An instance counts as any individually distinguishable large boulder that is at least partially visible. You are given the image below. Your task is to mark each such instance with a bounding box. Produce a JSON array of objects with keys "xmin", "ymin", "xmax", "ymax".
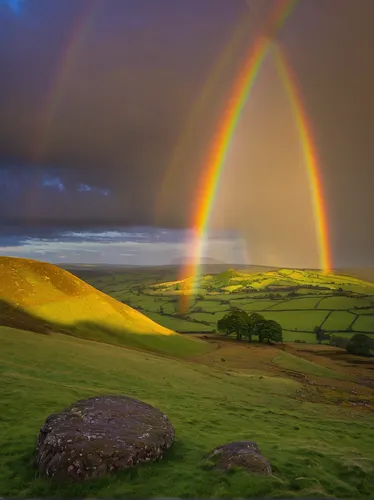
[
  {"xmin": 36, "ymin": 395, "xmax": 175, "ymax": 481},
  {"xmin": 205, "ymin": 441, "xmax": 272, "ymax": 475}
]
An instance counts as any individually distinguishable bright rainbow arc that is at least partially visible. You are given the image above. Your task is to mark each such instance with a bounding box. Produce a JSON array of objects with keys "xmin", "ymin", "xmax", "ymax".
[
  {"xmin": 178, "ymin": 0, "xmax": 329, "ymax": 313},
  {"xmin": 273, "ymin": 44, "xmax": 331, "ymax": 273},
  {"xmin": 178, "ymin": 33, "xmax": 273, "ymax": 312},
  {"xmin": 33, "ymin": 0, "xmax": 101, "ymax": 163}
]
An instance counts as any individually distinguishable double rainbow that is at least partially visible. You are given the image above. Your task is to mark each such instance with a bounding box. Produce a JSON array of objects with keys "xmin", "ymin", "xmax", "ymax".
[
  {"xmin": 179, "ymin": 0, "xmax": 331, "ymax": 312},
  {"xmin": 33, "ymin": 0, "xmax": 101, "ymax": 162}
]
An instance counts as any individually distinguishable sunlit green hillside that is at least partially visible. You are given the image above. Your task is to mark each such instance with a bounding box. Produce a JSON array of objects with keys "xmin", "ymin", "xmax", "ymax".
[
  {"xmin": 77, "ymin": 267, "xmax": 374, "ymax": 340},
  {"xmin": 165, "ymin": 268, "xmax": 374, "ymax": 295},
  {"xmin": 0, "ymin": 257, "xmax": 210, "ymax": 357}
]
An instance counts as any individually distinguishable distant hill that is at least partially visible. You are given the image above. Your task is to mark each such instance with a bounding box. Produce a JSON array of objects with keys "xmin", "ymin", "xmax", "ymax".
[
  {"xmin": 336, "ymin": 267, "xmax": 374, "ymax": 284},
  {"xmin": 58, "ymin": 263, "xmax": 140, "ymax": 275},
  {"xmin": 171, "ymin": 257, "xmax": 229, "ymax": 265},
  {"xmin": 149, "ymin": 267, "xmax": 374, "ymax": 296},
  {"xmin": 0, "ymin": 256, "xmax": 210, "ymax": 357}
]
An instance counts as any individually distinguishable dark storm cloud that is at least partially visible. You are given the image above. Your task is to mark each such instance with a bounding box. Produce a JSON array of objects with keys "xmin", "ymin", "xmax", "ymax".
[
  {"xmin": 0, "ymin": 0, "xmax": 244, "ymax": 227},
  {"xmin": 1, "ymin": 0, "xmax": 374, "ymax": 266}
]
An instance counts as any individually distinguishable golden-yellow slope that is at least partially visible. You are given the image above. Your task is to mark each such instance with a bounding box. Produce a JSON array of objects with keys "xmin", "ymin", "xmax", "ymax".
[{"xmin": 0, "ymin": 256, "xmax": 174, "ymax": 336}]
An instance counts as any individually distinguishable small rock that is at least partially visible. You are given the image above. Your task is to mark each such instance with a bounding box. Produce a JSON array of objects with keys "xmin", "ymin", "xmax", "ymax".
[{"xmin": 204, "ymin": 441, "xmax": 272, "ymax": 475}]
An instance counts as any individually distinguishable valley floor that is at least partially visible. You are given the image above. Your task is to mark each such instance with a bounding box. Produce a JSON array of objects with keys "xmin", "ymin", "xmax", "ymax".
[{"xmin": 1, "ymin": 327, "xmax": 374, "ymax": 498}]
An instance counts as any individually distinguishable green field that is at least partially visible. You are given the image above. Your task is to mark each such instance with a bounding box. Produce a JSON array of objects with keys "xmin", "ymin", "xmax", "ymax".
[
  {"xmin": 194, "ymin": 300, "xmax": 229, "ymax": 312},
  {"xmin": 146, "ymin": 312, "xmax": 214, "ymax": 332},
  {"xmin": 1, "ymin": 326, "xmax": 374, "ymax": 498},
  {"xmin": 322, "ymin": 311, "xmax": 356, "ymax": 331},
  {"xmin": 268, "ymin": 297, "xmax": 322, "ymax": 310},
  {"xmin": 317, "ymin": 296, "xmax": 373, "ymax": 310},
  {"xmin": 189, "ymin": 312, "xmax": 222, "ymax": 324},
  {"xmin": 281, "ymin": 331, "xmax": 317, "ymax": 342},
  {"xmin": 76, "ymin": 266, "xmax": 374, "ymax": 342},
  {"xmin": 354, "ymin": 315, "xmax": 374, "ymax": 332},
  {"xmin": 235, "ymin": 300, "xmax": 277, "ymax": 311},
  {"xmin": 272, "ymin": 351, "xmax": 351, "ymax": 380},
  {"xmin": 261, "ymin": 310, "xmax": 329, "ymax": 332},
  {"xmin": 356, "ymin": 308, "xmax": 374, "ymax": 315}
]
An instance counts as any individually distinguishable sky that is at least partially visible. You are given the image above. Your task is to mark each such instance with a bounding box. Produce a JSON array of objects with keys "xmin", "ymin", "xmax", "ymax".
[
  {"xmin": 1, "ymin": 0, "xmax": 374, "ymax": 268},
  {"xmin": 0, "ymin": 226, "xmax": 248, "ymax": 265}
]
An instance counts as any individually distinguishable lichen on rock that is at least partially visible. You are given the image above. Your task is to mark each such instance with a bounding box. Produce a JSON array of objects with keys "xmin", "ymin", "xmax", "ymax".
[
  {"xmin": 35, "ymin": 395, "xmax": 175, "ymax": 481},
  {"xmin": 204, "ymin": 440, "xmax": 272, "ymax": 475}
]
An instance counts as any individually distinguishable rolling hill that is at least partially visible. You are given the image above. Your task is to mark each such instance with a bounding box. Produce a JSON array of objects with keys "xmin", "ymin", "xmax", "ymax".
[
  {"xmin": 171, "ymin": 257, "xmax": 228, "ymax": 265},
  {"xmin": 0, "ymin": 256, "xmax": 210, "ymax": 356},
  {"xmin": 75, "ymin": 266, "xmax": 374, "ymax": 339},
  {"xmin": 149, "ymin": 267, "xmax": 374, "ymax": 297}
]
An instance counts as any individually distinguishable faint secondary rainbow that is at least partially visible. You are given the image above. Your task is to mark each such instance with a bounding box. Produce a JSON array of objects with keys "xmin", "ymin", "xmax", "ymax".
[
  {"xmin": 32, "ymin": 0, "xmax": 101, "ymax": 163},
  {"xmin": 155, "ymin": 7, "xmax": 255, "ymax": 224},
  {"xmin": 273, "ymin": 44, "xmax": 331, "ymax": 272},
  {"xmin": 178, "ymin": 0, "xmax": 301, "ymax": 312}
]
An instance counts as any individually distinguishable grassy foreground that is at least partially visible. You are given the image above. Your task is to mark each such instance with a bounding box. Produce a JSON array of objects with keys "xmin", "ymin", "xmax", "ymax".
[{"xmin": 1, "ymin": 326, "xmax": 374, "ymax": 498}]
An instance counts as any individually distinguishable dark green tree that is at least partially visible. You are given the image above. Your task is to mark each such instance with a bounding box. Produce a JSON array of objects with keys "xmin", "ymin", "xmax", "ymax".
[
  {"xmin": 247, "ymin": 312, "xmax": 267, "ymax": 341},
  {"xmin": 346, "ymin": 333, "xmax": 374, "ymax": 357},
  {"xmin": 314, "ymin": 325, "xmax": 324, "ymax": 343},
  {"xmin": 217, "ymin": 309, "xmax": 250, "ymax": 341},
  {"xmin": 258, "ymin": 319, "xmax": 283, "ymax": 344}
]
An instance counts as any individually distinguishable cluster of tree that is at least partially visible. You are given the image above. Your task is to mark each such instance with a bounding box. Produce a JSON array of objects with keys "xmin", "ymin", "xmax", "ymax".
[
  {"xmin": 217, "ymin": 309, "xmax": 283, "ymax": 344},
  {"xmin": 330, "ymin": 333, "xmax": 374, "ymax": 356},
  {"xmin": 313, "ymin": 326, "xmax": 330, "ymax": 343},
  {"xmin": 332, "ymin": 289, "xmax": 349, "ymax": 296},
  {"xmin": 346, "ymin": 333, "xmax": 374, "ymax": 357},
  {"xmin": 329, "ymin": 334, "xmax": 350, "ymax": 350}
]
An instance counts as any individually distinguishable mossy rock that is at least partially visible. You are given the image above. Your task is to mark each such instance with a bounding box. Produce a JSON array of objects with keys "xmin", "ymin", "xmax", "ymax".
[
  {"xmin": 204, "ymin": 441, "xmax": 272, "ymax": 475},
  {"xmin": 36, "ymin": 395, "xmax": 175, "ymax": 481}
]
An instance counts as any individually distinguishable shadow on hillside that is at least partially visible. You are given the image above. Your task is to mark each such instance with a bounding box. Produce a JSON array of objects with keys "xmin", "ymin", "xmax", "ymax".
[
  {"xmin": 0, "ymin": 298, "xmax": 59, "ymax": 335},
  {"xmin": 296, "ymin": 347, "xmax": 374, "ymax": 368},
  {"xmin": 0, "ymin": 298, "xmax": 209, "ymax": 357}
]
